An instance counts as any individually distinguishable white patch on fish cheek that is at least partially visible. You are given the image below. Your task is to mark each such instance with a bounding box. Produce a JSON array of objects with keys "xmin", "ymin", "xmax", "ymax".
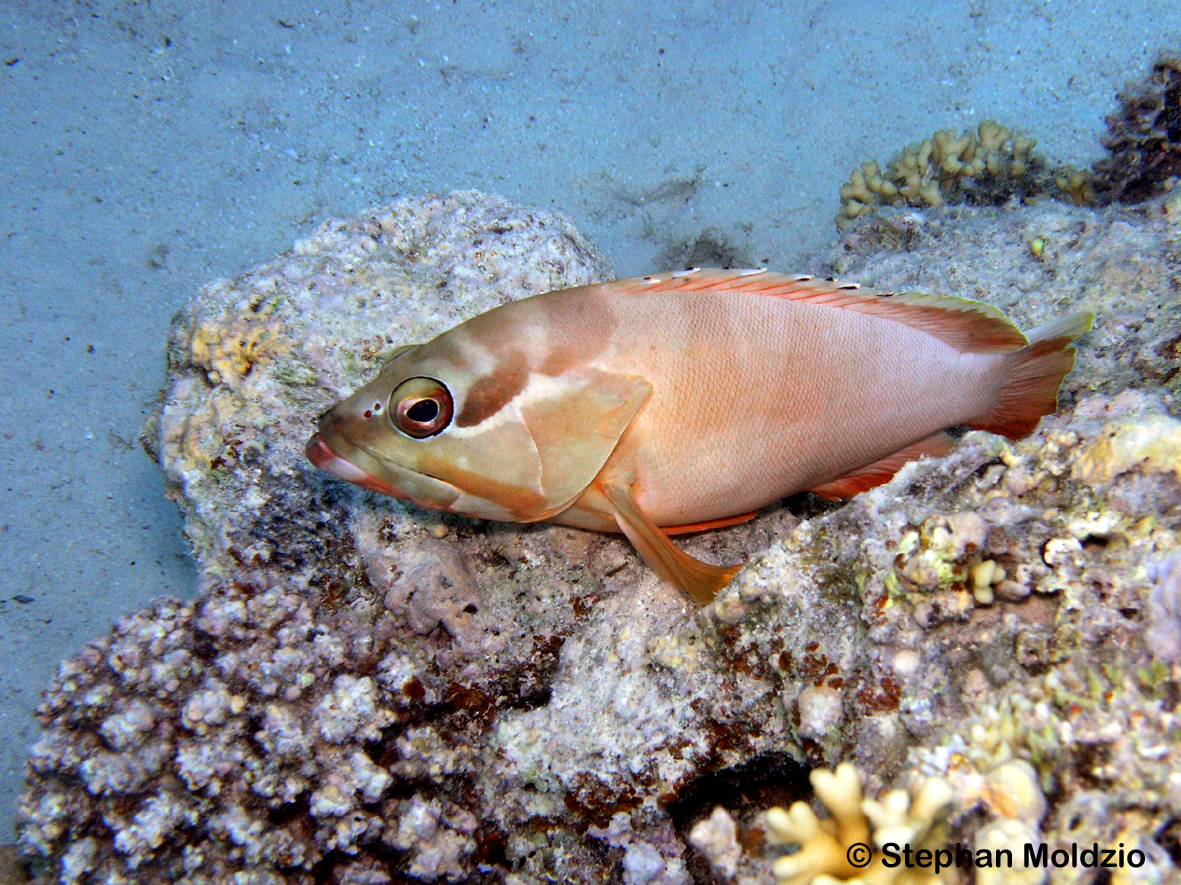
[
  {"xmin": 453, "ymin": 330, "xmax": 497, "ymax": 370},
  {"xmin": 443, "ymin": 400, "xmax": 524, "ymax": 440},
  {"xmin": 445, "ymin": 321, "xmax": 549, "ymax": 421},
  {"xmin": 521, "ymin": 319, "xmax": 549, "ymax": 366},
  {"xmin": 443, "ymin": 373, "xmax": 585, "ymax": 443},
  {"xmin": 515, "ymin": 372, "xmax": 609, "ymax": 414}
]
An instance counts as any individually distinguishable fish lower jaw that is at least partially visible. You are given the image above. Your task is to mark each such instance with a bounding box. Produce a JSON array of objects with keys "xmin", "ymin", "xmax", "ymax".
[{"xmin": 305, "ymin": 434, "xmax": 409, "ymax": 500}]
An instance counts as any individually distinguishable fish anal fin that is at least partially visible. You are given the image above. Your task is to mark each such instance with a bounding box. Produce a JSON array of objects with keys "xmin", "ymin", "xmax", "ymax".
[
  {"xmin": 597, "ymin": 476, "xmax": 741, "ymax": 604},
  {"xmin": 664, "ymin": 511, "xmax": 758, "ymax": 536},
  {"xmin": 808, "ymin": 431, "xmax": 957, "ymax": 501},
  {"xmin": 601, "ymin": 269, "xmax": 1027, "ymax": 353},
  {"xmin": 970, "ymin": 312, "xmax": 1093, "ymax": 439}
]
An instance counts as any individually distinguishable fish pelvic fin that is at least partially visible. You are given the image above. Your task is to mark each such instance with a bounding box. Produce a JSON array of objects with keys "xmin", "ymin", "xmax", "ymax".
[
  {"xmin": 808, "ymin": 431, "xmax": 957, "ymax": 500},
  {"xmin": 597, "ymin": 476, "xmax": 741, "ymax": 605},
  {"xmin": 971, "ymin": 312, "xmax": 1094, "ymax": 439}
]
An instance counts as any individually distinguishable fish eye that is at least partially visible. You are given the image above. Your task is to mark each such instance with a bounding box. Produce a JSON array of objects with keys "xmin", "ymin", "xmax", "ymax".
[
  {"xmin": 406, "ymin": 399, "xmax": 438, "ymax": 422},
  {"xmin": 390, "ymin": 377, "xmax": 453, "ymax": 439}
]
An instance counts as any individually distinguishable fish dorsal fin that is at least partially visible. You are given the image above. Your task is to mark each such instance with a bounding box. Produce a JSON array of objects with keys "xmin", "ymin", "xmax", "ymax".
[
  {"xmin": 602, "ymin": 268, "xmax": 1027, "ymax": 354},
  {"xmin": 808, "ymin": 431, "xmax": 957, "ymax": 501}
]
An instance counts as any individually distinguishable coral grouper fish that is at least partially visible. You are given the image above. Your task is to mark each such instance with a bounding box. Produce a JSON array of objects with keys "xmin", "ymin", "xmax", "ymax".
[{"xmin": 307, "ymin": 268, "xmax": 1091, "ymax": 604}]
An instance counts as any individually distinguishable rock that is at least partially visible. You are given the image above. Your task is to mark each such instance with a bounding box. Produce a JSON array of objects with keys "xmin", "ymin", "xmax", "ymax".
[{"xmin": 16, "ymin": 191, "xmax": 1181, "ymax": 883}]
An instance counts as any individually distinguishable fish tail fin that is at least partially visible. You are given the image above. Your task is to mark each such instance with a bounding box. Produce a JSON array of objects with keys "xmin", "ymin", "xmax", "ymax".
[{"xmin": 970, "ymin": 312, "xmax": 1094, "ymax": 439}]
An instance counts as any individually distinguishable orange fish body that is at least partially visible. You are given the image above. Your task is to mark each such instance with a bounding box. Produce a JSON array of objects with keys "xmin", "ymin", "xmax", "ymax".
[{"xmin": 308, "ymin": 269, "xmax": 1091, "ymax": 603}]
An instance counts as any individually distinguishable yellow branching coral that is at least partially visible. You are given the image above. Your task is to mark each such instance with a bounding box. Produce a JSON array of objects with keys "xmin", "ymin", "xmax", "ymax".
[
  {"xmin": 837, "ymin": 120, "xmax": 1042, "ymax": 230},
  {"xmin": 1053, "ymin": 166, "xmax": 1099, "ymax": 206},
  {"xmin": 764, "ymin": 762, "xmax": 957, "ymax": 885}
]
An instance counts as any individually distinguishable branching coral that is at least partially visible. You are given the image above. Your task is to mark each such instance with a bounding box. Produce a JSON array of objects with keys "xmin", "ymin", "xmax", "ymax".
[
  {"xmin": 762, "ymin": 763, "xmax": 956, "ymax": 885},
  {"xmin": 689, "ymin": 760, "xmax": 1053, "ymax": 885},
  {"xmin": 837, "ymin": 121, "xmax": 1042, "ymax": 229},
  {"xmin": 838, "ymin": 52, "xmax": 1181, "ymax": 230}
]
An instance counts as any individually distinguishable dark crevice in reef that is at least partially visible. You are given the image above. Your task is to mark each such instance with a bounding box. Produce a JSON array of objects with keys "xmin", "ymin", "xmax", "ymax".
[
  {"xmin": 670, "ymin": 751, "xmax": 813, "ymax": 884},
  {"xmin": 667, "ymin": 750, "xmax": 811, "ymax": 835},
  {"xmin": 658, "ymin": 229, "xmax": 755, "ymax": 272}
]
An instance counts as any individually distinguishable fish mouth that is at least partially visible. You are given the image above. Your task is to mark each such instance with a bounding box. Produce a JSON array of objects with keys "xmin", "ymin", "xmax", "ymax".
[
  {"xmin": 305, "ymin": 427, "xmax": 462, "ymax": 511},
  {"xmin": 306, "ymin": 434, "xmax": 409, "ymax": 500}
]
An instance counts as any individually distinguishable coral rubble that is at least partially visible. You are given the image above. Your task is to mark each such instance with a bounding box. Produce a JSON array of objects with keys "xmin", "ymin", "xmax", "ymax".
[{"xmin": 16, "ymin": 189, "xmax": 1181, "ymax": 883}]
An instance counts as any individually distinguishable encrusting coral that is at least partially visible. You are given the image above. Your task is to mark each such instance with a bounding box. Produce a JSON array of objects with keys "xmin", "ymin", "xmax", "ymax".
[{"xmin": 14, "ymin": 186, "xmax": 1181, "ymax": 884}]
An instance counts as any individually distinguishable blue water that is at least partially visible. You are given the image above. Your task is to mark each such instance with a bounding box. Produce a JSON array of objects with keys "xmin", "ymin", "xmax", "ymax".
[{"xmin": 0, "ymin": 0, "xmax": 1177, "ymax": 836}]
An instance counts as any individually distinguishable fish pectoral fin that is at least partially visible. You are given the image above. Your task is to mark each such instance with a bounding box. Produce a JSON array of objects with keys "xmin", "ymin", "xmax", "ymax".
[
  {"xmin": 597, "ymin": 476, "xmax": 741, "ymax": 605},
  {"xmin": 808, "ymin": 431, "xmax": 957, "ymax": 501},
  {"xmin": 519, "ymin": 368, "xmax": 652, "ymax": 517}
]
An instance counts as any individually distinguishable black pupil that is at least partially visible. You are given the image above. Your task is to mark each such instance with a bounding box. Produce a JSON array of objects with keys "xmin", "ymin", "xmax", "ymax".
[{"xmin": 406, "ymin": 398, "xmax": 439, "ymax": 423}]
